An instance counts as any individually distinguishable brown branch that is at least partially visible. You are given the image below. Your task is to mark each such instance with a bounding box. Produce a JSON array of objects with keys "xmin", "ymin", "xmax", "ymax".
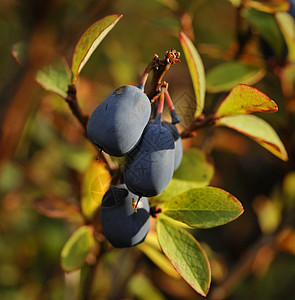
[
  {"xmin": 146, "ymin": 49, "xmax": 180, "ymax": 101},
  {"xmin": 180, "ymin": 114, "xmax": 216, "ymax": 139},
  {"xmin": 66, "ymin": 84, "xmax": 89, "ymax": 133}
]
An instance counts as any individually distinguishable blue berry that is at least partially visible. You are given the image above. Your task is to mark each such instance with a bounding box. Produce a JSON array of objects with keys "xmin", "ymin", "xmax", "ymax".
[
  {"xmin": 100, "ymin": 184, "xmax": 150, "ymax": 248},
  {"xmin": 124, "ymin": 118, "xmax": 175, "ymax": 197},
  {"xmin": 87, "ymin": 85, "xmax": 151, "ymax": 156}
]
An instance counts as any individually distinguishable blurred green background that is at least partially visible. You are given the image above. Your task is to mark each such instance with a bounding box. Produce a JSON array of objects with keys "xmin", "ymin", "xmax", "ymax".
[{"xmin": 1, "ymin": 0, "xmax": 295, "ymax": 299}]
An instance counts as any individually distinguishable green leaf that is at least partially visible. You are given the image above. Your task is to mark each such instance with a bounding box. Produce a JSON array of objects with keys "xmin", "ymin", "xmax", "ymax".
[
  {"xmin": 243, "ymin": 8, "xmax": 286, "ymax": 59},
  {"xmin": 152, "ymin": 149, "xmax": 214, "ymax": 206},
  {"xmin": 157, "ymin": 218, "xmax": 210, "ymax": 296},
  {"xmin": 151, "ymin": 178, "xmax": 202, "ymax": 206},
  {"xmin": 215, "ymin": 84, "xmax": 278, "ymax": 118},
  {"xmin": 253, "ymin": 196, "xmax": 281, "ymax": 234},
  {"xmin": 179, "ymin": 31, "xmax": 206, "ymax": 117},
  {"xmin": 36, "ymin": 56, "xmax": 72, "ymax": 98},
  {"xmin": 206, "ymin": 62, "xmax": 265, "ymax": 93},
  {"xmin": 137, "ymin": 232, "xmax": 180, "ymax": 279},
  {"xmin": 173, "ymin": 148, "xmax": 214, "ymax": 184},
  {"xmin": 276, "ymin": 12, "xmax": 295, "ymax": 62},
  {"xmin": 216, "ymin": 114, "xmax": 288, "ymax": 161},
  {"xmin": 283, "ymin": 171, "xmax": 295, "ymax": 207},
  {"xmin": 152, "ymin": 148, "xmax": 214, "ymax": 206},
  {"xmin": 61, "ymin": 145, "xmax": 94, "ymax": 173},
  {"xmin": 61, "ymin": 226, "xmax": 95, "ymax": 272},
  {"xmin": 163, "ymin": 187, "xmax": 243, "ymax": 228},
  {"xmin": 128, "ymin": 274, "xmax": 165, "ymax": 300},
  {"xmin": 71, "ymin": 14, "xmax": 123, "ymax": 84},
  {"xmin": 11, "ymin": 42, "xmax": 71, "ymax": 98},
  {"xmin": 81, "ymin": 160, "xmax": 111, "ymax": 220},
  {"xmin": 244, "ymin": 0, "xmax": 289, "ymax": 13}
]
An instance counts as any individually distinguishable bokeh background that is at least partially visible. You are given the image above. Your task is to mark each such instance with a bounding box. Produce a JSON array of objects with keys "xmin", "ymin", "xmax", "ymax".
[{"xmin": 1, "ymin": 0, "xmax": 295, "ymax": 299}]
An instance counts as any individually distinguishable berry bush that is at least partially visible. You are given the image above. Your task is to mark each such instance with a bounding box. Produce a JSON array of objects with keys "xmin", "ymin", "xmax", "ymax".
[{"xmin": 1, "ymin": 1, "xmax": 295, "ymax": 299}]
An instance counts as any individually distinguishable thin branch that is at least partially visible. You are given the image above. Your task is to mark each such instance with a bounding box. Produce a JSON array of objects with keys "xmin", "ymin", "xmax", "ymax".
[
  {"xmin": 180, "ymin": 114, "xmax": 216, "ymax": 139},
  {"xmin": 147, "ymin": 49, "xmax": 180, "ymax": 101},
  {"xmin": 66, "ymin": 84, "xmax": 89, "ymax": 132},
  {"xmin": 137, "ymin": 55, "xmax": 159, "ymax": 91},
  {"xmin": 65, "ymin": 84, "xmax": 118, "ymax": 172}
]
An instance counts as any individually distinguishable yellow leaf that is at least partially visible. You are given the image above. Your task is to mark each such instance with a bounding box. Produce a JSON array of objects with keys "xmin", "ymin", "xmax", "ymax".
[
  {"xmin": 276, "ymin": 12, "xmax": 295, "ymax": 62},
  {"xmin": 179, "ymin": 31, "xmax": 206, "ymax": 117},
  {"xmin": 216, "ymin": 114, "xmax": 288, "ymax": 161},
  {"xmin": 215, "ymin": 84, "xmax": 278, "ymax": 118},
  {"xmin": 244, "ymin": 0, "xmax": 289, "ymax": 13},
  {"xmin": 81, "ymin": 160, "xmax": 111, "ymax": 219}
]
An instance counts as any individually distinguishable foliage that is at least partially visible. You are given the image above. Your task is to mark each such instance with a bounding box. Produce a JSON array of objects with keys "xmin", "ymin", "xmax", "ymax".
[{"xmin": 1, "ymin": 0, "xmax": 295, "ymax": 299}]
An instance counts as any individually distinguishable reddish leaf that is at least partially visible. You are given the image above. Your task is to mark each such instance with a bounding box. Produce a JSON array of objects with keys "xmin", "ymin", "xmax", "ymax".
[
  {"xmin": 71, "ymin": 14, "xmax": 123, "ymax": 83},
  {"xmin": 216, "ymin": 114, "xmax": 288, "ymax": 161},
  {"xmin": 35, "ymin": 196, "xmax": 83, "ymax": 222},
  {"xmin": 179, "ymin": 31, "xmax": 206, "ymax": 117},
  {"xmin": 157, "ymin": 217, "xmax": 211, "ymax": 296},
  {"xmin": 215, "ymin": 84, "xmax": 278, "ymax": 118}
]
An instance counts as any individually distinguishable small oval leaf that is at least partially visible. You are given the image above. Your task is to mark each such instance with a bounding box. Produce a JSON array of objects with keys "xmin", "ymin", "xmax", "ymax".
[
  {"xmin": 163, "ymin": 187, "xmax": 244, "ymax": 228},
  {"xmin": 206, "ymin": 62, "xmax": 265, "ymax": 93},
  {"xmin": 179, "ymin": 31, "xmax": 206, "ymax": 117},
  {"xmin": 215, "ymin": 84, "xmax": 278, "ymax": 118},
  {"xmin": 36, "ymin": 56, "xmax": 72, "ymax": 98},
  {"xmin": 11, "ymin": 42, "xmax": 71, "ymax": 98},
  {"xmin": 61, "ymin": 226, "xmax": 95, "ymax": 272},
  {"xmin": 71, "ymin": 14, "xmax": 123, "ymax": 83},
  {"xmin": 216, "ymin": 114, "xmax": 288, "ymax": 161},
  {"xmin": 157, "ymin": 218, "xmax": 211, "ymax": 296},
  {"xmin": 137, "ymin": 232, "xmax": 180, "ymax": 279}
]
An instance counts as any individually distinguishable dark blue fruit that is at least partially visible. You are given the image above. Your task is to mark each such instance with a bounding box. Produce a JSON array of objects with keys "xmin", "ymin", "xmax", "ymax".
[
  {"xmin": 87, "ymin": 85, "xmax": 151, "ymax": 156},
  {"xmin": 162, "ymin": 122, "xmax": 183, "ymax": 170},
  {"xmin": 100, "ymin": 184, "xmax": 150, "ymax": 248},
  {"xmin": 124, "ymin": 118, "xmax": 175, "ymax": 197},
  {"xmin": 289, "ymin": 0, "xmax": 295, "ymax": 19}
]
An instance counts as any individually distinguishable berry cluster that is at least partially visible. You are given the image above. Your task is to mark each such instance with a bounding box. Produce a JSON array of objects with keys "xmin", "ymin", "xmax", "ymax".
[{"xmin": 87, "ymin": 71, "xmax": 182, "ymax": 248}]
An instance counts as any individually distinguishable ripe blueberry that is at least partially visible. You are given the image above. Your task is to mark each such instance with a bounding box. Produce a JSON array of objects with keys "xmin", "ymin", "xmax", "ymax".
[
  {"xmin": 87, "ymin": 85, "xmax": 151, "ymax": 156},
  {"xmin": 124, "ymin": 117, "xmax": 175, "ymax": 197},
  {"xmin": 100, "ymin": 184, "xmax": 150, "ymax": 248}
]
